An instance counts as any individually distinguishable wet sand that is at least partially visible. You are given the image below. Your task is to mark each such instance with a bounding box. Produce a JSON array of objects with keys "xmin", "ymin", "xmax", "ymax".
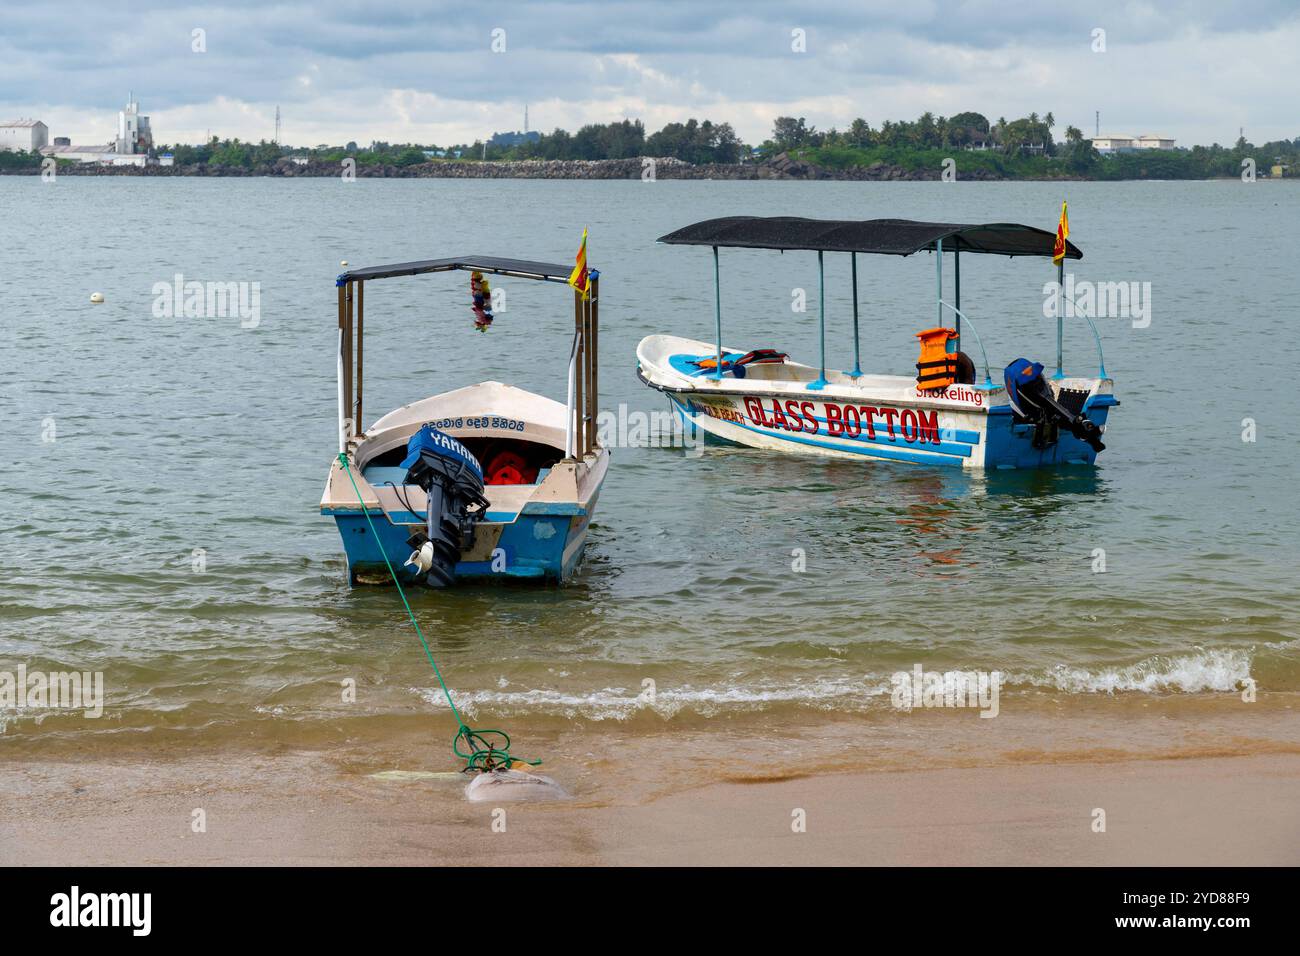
[{"xmin": 3, "ymin": 703, "xmax": 1298, "ymax": 866}]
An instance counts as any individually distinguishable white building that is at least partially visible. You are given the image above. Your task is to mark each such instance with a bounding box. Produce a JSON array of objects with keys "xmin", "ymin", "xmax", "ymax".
[
  {"xmin": 116, "ymin": 94, "xmax": 152, "ymax": 154},
  {"xmin": 0, "ymin": 119, "xmax": 49, "ymax": 152},
  {"xmin": 1134, "ymin": 134, "xmax": 1176, "ymax": 150},
  {"xmin": 40, "ymin": 94, "xmax": 158, "ymax": 166},
  {"xmin": 1090, "ymin": 134, "xmax": 1135, "ymax": 154}
]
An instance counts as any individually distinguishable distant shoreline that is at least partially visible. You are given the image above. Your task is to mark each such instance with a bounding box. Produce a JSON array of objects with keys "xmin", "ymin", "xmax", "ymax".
[
  {"xmin": 0, "ymin": 154, "xmax": 1079, "ymax": 182},
  {"xmin": 1, "ymin": 153, "xmax": 1285, "ymax": 182}
]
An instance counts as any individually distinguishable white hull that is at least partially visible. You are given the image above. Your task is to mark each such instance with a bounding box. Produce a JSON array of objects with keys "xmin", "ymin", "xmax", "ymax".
[{"xmin": 637, "ymin": 334, "xmax": 1117, "ymax": 470}]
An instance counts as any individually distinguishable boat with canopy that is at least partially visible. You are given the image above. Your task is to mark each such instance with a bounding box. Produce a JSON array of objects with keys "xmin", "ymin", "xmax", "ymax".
[
  {"xmin": 636, "ymin": 215, "xmax": 1117, "ymax": 469},
  {"xmin": 321, "ymin": 254, "xmax": 608, "ymax": 585}
]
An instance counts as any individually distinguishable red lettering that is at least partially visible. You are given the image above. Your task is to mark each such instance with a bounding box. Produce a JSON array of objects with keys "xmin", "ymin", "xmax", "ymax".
[
  {"xmin": 743, "ymin": 396, "xmax": 763, "ymax": 425},
  {"xmin": 915, "ymin": 408, "xmax": 940, "ymax": 445},
  {"xmin": 859, "ymin": 406, "xmax": 877, "ymax": 439},
  {"xmin": 879, "ymin": 407, "xmax": 899, "ymax": 438},
  {"xmin": 825, "ymin": 403, "xmax": 843, "ymax": 436},
  {"xmin": 901, "ymin": 408, "xmax": 918, "ymax": 443},
  {"xmin": 801, "ymin": 402, "xmax": 818, "ymax": 434},
  {"xmin": 784, "ymin": 400, "xmax": 804, "ymax": 432},
  {"xmin": 769, "ymin": 399, "xmax": 789, "ymax": 429},
  {"xmin": 842, "ymin": 404, "xmax": 861, "ymax": 437}
]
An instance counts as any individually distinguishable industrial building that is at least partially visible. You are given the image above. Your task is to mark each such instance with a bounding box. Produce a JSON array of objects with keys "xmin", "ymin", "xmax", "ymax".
[
  {"xmin": 0, "ymin": 119, "xmax": 49, "ymax": 152},
  {"xmin": 33, "ymin": 94, "xmax": 164, "ymax": 166}
]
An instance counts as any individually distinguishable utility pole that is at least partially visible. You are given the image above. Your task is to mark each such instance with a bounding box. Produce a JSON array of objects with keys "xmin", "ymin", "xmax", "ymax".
[
  {"xmin": 274, "ymin": 106, "xmax": 281, "ymax": 145},
  {"xmin": 524, "ymin": 104, "xmax": 529, "ymax": 135},
  {"xmin": 1095, "ymin": 111, "xmax": 1099, "ymax": 137}
]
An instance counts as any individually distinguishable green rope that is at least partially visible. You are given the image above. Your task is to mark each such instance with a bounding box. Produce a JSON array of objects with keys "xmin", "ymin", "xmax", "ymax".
[{"xmin": 336, "ymin": 452, "xmax": 539, "ymax": 772}]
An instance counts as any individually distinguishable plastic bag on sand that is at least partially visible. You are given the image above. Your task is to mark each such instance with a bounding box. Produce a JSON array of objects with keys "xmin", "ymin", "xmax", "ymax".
[{"xmin": 464, "ymin": 768, "xmax": 568, "ymax": 802}]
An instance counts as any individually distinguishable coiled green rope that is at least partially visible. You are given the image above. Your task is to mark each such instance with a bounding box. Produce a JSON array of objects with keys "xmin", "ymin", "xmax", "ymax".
[{"xmin": 337, "ymin": 453, "xmax": 539, "ymax": 772}]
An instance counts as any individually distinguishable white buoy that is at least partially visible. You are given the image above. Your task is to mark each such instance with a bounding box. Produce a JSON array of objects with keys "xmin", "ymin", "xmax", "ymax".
[
  {"xmin": 89, "ymin": 292, "xmax": 104, "ymax": 304},
  {"xmin": 465, "ymin": 768, "xmax": 568, "ymax": 802},
  {"xmin": 340, "ymin": 260, "xmax": 348, "ymax": 267}
]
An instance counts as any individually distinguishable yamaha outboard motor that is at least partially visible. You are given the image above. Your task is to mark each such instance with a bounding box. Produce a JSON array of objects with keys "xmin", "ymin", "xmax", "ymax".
[
  {"xmin": 399, "ymin": 426, "xmax": 490, "ymax": 587},
  {"xmin": 1004, "ymin": 359, "xmax": 1105, "ymax": 453}
]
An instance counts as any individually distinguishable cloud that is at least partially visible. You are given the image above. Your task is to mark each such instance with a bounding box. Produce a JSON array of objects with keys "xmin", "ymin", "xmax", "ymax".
[{"xmin": 0, "ymin": 1, "xmax": 1296, "ymax": 147}]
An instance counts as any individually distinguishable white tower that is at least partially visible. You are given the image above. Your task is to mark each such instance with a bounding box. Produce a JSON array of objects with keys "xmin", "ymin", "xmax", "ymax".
[{"xmin": 116, "ymin": 93, "xmax": 152, "ymax": 154}]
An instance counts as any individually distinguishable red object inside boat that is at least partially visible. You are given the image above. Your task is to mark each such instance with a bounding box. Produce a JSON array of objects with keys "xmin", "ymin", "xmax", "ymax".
[{"xmin": 484, "ymin": 450, "xmax": 538, "ymax": 485}]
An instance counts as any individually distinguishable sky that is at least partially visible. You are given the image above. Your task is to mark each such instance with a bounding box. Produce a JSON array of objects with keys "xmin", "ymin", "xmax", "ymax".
[{"xmin": 2, "ymin": 1, "xmax": 1297, "ymax": 149}]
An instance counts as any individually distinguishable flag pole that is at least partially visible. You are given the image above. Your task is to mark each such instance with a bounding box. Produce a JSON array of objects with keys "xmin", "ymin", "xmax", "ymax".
[
  {"xmin": 1054, "ymin": 256, "xmax": 1065, "ymax": 380},
  {"xmin": 1052, "ymin": 200, "xmax": 1068, "ymax": 380}
]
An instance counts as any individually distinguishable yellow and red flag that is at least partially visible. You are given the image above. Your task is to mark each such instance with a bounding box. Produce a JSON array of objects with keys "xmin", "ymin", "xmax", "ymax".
[
  {"xmin": 1051, "ymin": 200, "xmax": 1069, "ymax": 265},
  {"xmin": 567, "ymin": 227, "xmax": 590, "ymax": 299}
]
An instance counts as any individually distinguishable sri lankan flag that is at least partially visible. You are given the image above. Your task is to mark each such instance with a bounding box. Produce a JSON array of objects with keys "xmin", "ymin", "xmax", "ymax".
[
  {"xmin": 1051, "ymin": 201, "xmax": 1069, "ymax": 265},
  {"xmin": 567, "ymin": 227, "xmax": 590, "ymax": 299}
]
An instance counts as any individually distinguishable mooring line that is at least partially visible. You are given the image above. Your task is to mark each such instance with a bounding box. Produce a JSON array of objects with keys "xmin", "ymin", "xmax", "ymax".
[{"xmin": 337, "ymin": 453, "xmax": 539, "ymax": 771}]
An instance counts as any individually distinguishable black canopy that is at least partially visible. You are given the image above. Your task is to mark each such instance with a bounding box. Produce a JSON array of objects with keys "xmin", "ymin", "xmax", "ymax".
[
  {"xmin": 657, "ymin": 217, "xmax": 1081, "ymax": 260},
  {"xmin": 338, "ymin": 255, "xmax": 575, "ymax": 284}
]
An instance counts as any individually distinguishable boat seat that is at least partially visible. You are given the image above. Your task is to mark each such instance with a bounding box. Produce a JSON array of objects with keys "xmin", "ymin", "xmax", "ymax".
[{"xmin": 668, "ymin": 351, "xmax": 747, "ymax": 377}]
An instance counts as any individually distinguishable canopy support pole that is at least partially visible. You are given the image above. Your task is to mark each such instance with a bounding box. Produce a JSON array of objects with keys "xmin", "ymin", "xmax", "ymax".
[
  {"xmin": 564, "ymin": 327, "xmax": 578, "ymax": 459},
  {"xmin": 336, "ymin": 285, "xmax": 346, "ymax": 454},
  {"xmin": 589, "ymin": 274, "xmax": 600, "ymax": 451},
  {"xmin": 1053, "ymin": 259, "xmax": 1065, "ymax": 379},
  {"xmin": 573, "ymin": 286, "xmax": 585, "ymax": 456},
  {"xmin": 582, "ymin": 282, "xmax": 595, "ymax": 456},
  {"xmin": 935, "ymin": 242, "xmax": 943, "ymax": 327},
  {"xmin": 355, "ymin": 279, "xmax": 364, "ymax": 433},
  {"xmin": 850, "ymin": 252, "xmax": 862, "ymax": 378},
  {"xmin": 953, "ymin": 248, "xmax": 961, "ymax": 349},
  {"xmin": 809, "ymin": 250, "xmax": 829, "ymax": 390},
  {"xmin": 343, "ymin": 282, "xmax": 354, "ymax": 442},
  {"xmin": 711, "ymin": 245, "xmax": 723, "ymax": 381}
]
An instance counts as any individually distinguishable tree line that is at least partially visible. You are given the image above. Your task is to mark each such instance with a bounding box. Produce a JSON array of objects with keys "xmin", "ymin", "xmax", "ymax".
[{"xmin": 5, "ymin": 109, "xmax": 1297, "ymax": 178}]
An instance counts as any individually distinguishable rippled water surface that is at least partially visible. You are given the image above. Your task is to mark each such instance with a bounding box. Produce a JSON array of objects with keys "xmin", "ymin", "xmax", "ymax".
[{"xmin": 1, "ymin": 177, "xmax": 1297, "ymax": 746}]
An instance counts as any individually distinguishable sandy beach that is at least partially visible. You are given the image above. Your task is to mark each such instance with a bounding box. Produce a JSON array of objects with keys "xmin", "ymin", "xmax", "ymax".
[{"xmin": 5, "ymin": 701, "xmax": 1297, "ymax": 866}]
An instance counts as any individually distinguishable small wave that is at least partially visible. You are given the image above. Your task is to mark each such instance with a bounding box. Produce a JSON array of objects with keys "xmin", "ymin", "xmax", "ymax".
[
  {"xmin": 415, "ymin": 648, "xmax": 1270, "ymax": 720},
  {"xmin": 418, "ymin": 678, "xmax": 896, "ymax": 721},
  {"xmin": 1013, "ymin": 648, "xmax": 1253, "ymax": 694}
]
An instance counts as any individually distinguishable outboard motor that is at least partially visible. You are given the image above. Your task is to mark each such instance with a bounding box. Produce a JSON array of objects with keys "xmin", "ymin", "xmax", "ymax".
[
  {"xmin": 399, "ymin": 425, "xmax": 490, "ymax": 587},
  {"xmin": 1004, "ymin": 359, "xmax": 1105, "ymax": 453}
]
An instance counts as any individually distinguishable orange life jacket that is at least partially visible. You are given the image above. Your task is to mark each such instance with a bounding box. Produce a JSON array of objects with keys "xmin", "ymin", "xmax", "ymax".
[{"xmin": 915, "ymin": 327, "xmax": 958, "ymax": 388}]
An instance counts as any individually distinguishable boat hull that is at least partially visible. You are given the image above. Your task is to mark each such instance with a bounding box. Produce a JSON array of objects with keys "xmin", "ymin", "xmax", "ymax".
[
  {"xmin": 321, "ymin": 381, "xmax": 607, "ymax": 585},
  {"xmin": 329, "ymin": 500, "xmax": 596, "ymax": 584},
  {"xmin": 638, "ymin": 334, "xmax": 1117, "ymax": 470}
]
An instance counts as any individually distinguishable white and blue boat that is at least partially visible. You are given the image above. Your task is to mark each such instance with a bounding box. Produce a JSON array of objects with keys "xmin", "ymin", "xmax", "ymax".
[
  {"xmin": 321, "ymin": 256, "xmax": 608, "ymax": 585},
  {"xmin": 637, "ymin": 216, "xmax": 1117, "ymax": 469}
]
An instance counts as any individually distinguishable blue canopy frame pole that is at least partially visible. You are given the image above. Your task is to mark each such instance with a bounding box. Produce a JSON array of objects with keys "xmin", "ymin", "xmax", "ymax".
[
  {"xmin": 935, "ymin": 242, "xmax": 943, "ymax": 326},
  {"xmin": 711, "ymin": 244, "xmax": 723, "ymax": 381},
  {"xmin": 850, "ymin": 252, "xmax": 862, "ymax": 378},
  {"xmin": 1053, "ymin": 258, "xmax": 1065, "ymax": 379},
  {"xmin": 953, "ymin": 248, "xmax": 961, "ymax": 348},
  {"xmin": 809, "ymin": 250, "xmax": 829, "ymax": 390}
]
